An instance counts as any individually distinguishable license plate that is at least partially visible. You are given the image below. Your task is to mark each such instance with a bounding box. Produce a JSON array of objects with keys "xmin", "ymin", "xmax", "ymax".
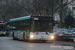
[{"xmin": 40, "ymin": 38, "xmax": 45, "ymax": 40}]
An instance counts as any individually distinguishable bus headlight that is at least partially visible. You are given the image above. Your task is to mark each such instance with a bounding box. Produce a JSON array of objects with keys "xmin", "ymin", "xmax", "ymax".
[
  {"xmin": 50, "ymin": 35, "xmax": 54, "ymax": 39},
  {"xmin": 30, "ymin": 35, "xmax": 34, "ymax": 39},
  {"xmin": 4, "ymin": 32, "xmax": 6, "ymax": 34}
]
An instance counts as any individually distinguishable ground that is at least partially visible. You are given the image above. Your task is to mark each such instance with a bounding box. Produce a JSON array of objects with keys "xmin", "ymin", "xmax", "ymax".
[{"xmin": 0, "ymin": 37, "xmax": 75, "ymax": 50}]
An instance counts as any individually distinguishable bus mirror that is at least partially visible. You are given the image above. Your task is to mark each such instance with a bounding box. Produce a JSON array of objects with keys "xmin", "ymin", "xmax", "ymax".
[{"xmin": 13, "ymin": 27, "xmax": 16, "ymax": 29}]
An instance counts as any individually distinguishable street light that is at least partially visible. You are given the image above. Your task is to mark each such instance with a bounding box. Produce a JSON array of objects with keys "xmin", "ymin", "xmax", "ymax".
[{"xmin": 52, "ymin": 0, "xmax": 53, "ymax": 17}]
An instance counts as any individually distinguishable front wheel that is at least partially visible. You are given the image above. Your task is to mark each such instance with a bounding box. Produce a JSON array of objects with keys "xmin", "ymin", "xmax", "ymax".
[
  {"xmin": 12, "ymin": 32, "xmax": 16, "ymax": 40},
  {"xmin": 23, "ymin": 32, "xmax": 28, "ymax": 42}
]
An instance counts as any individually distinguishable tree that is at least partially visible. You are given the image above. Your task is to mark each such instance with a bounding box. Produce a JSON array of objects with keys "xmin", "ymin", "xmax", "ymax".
[
  {"xmin": 0, "ymin": 0, "xmax": 74, "ymax": 22},
  {"xmin": 54, "ymin": 0, "xmax": 75, "ymax": 28},
  {"xmin": 65, "ymin": 15, "xmax": 74, "ymax": 28}
]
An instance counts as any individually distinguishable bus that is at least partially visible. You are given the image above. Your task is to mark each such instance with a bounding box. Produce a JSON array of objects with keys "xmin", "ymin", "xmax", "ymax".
[
  {"xmin": 0, "ymin": 22, "xmax": 8, "ymax": 36},
  {"xmin": 9, "ymin": 15, "xmax": 55, "ymax": 42}
]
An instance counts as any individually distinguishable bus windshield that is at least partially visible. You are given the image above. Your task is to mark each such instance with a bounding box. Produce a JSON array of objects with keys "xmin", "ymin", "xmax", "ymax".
[
  {"xmin": 34, "ymin": 17, "xmax": 53, "ymax": 32},
  {"xmin": 0, "ymin": 25, "xmax": 5, "ymax": 31}
]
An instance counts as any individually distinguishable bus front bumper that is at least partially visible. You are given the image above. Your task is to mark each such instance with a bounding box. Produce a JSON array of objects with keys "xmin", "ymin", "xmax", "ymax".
[
  {"xmin": 29, "ymin": 37, "xmax": 55, "ymax": 41},
  {"xmin": 29, "ymin": 35, "xmax": 55, "ymax": 41},
  {"xmin": 0, "ymin": 33, "xmax": 6, "ymax": 36}
]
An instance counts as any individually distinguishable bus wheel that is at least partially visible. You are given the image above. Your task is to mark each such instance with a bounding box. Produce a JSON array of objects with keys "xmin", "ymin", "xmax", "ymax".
[
  {"xmin": 23, "ymin": 32, "xmax": 28, "ymax": 42},
  {"xmin": 12, "ymin": 33, "xmax": 16, "ymax": 40}
]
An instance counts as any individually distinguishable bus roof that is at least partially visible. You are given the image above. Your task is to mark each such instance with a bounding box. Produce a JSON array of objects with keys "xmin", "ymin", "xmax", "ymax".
[
  {"xmin": 10, "ymin": 15, "xmax": 30, "ymax": 22},
  {"xmin": 32, "ymin": 15, "xmax": 53, "ymax": 17},
  {"xmin": 10, "ymin": 15, "xmax": 53, "ymax": 22}
]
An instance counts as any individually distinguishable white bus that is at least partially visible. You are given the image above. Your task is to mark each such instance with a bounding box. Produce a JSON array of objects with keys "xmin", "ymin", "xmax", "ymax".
[{"xmin": 9, "ymin": 15, "xmax": 55, "ymax": 42}]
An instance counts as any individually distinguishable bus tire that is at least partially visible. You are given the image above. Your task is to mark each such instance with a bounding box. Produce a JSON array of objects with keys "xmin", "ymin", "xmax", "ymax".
[
  {"xmin": 12, "ymin": 32, "xmax": 16, "ymax": 40},
  {"xmin": 23, "ymin": 32, "xmax": 28, "ymax": 42}
]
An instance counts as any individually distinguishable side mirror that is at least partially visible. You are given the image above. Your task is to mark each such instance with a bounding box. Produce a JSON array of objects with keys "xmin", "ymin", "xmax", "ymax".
[{"xmin": 53, "ymin": 22, "xmax": 55, "ymax": 26}]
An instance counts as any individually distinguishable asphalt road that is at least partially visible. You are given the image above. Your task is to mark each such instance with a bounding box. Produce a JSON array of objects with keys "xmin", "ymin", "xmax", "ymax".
[{"xmin": 0, "ymin": 37, "xmax": 75, "ymax": 50}]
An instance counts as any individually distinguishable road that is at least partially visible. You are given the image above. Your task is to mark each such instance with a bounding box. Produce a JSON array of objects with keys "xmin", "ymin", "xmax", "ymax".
[{"xmin": 0, "ymin": 37, "xmax": 75, "ymax": 50}]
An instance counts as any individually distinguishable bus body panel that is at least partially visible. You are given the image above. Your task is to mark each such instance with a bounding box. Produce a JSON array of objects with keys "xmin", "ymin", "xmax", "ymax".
[
  {"xmin": 11, "ymin": 31, "xmax": 54, "ymax": 41},
  {"xmin": 12, "ymin": 30, "xmax": 26, "ymax": 40}
]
